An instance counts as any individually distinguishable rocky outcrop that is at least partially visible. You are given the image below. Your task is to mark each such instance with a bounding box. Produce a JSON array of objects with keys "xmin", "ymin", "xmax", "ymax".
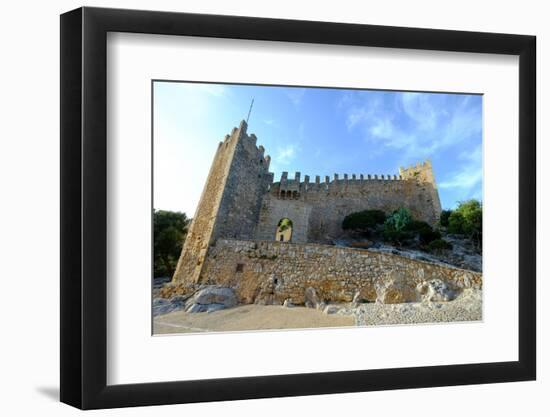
[
  {"xmin": 191, "ymin": 286, "xmax": 237, "ymax": 307},
  {"xmin": 373, "ymin": 273, "xmax": 457, "ymax": 304},
  {"xmin": 283, "ymin": 299, "xmax": 294, "ymax": 308},
  {"xmin": 417, "ymin": 279, "xmax": 455, "ymax": 302},
  {"xmin": 154, "ymin": 286, "xmax": 237, "ymax": 316},
  {"xmin": 375, "ymin": 270, "xmax": 420, "ymax": 304},
  {"xmin": 152, "ymin": 294, "xmax": 191, "ymax": 317},
  {"xmin": 184, "ymin": 286, "xmax": 237, "ymax": 314},
  {"xmin": 304, "ymin": 287, "xmax": 320, "ymax": 308}
]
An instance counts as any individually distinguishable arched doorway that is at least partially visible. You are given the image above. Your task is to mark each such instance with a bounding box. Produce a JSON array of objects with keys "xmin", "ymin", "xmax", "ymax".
[{"xmin": 275, "ymin": 218, "xmax": 293, "ymax": 242}]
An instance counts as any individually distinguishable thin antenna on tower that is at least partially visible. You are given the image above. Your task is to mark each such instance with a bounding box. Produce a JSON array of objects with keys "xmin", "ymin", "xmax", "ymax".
[{"xmin": 246, "ymin": 98, "xmax": 254, "ymax": 124}]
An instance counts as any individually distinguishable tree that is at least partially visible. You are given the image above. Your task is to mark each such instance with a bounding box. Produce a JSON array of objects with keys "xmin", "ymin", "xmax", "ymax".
[
  {"xmin": 447, "ymin": 200, "xmax": 482, "ymax": 251},
  {"xmin": 153, "ymin": 210, "xmax": 190, "ymax": 278}
]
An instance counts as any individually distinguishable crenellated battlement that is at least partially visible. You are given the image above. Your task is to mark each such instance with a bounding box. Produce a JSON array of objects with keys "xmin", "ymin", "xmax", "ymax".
[
  {"xmin": 220, "ymin": 120, "xmax": 272, "ymax": 167},
  {"xmin": 399, "ymin": 160, "xmax": 436, "ymax": 185},
  {"xmin": 272, "ymin": 170, "xmax": 414, "ymax": 199},
  {"xmin": 278, "ymin": 171, "xmax": 405, "ymax": 185}
]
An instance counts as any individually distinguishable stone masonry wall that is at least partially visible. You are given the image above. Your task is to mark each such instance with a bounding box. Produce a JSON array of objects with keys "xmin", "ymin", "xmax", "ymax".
[
  {"xmin": 255, "ymin": 197, "xmax": 311, "ymax": 243},
  {"xmin": 199, "ymin": 239, "xmax": 482, "ymax": 305},
  {"xmin": 171, "ymin": 124, "xmax": 240, "ymax": 284},
  {"xmin": 212, "ymin": 124, "xmax": 273, "ymax": 241},
  {"xmin": 172, "ymin": 121, "xmax": 271, "ymax": 284},
  {"xmin": 255, "ymin": 164, "xmax": 441, "ymax": 243}
]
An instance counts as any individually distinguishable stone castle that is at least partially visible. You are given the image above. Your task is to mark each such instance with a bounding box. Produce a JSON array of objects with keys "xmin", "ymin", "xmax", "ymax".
[{"xmin": 170, "ymin": 121, "xmax": 480, "ymax": 305}]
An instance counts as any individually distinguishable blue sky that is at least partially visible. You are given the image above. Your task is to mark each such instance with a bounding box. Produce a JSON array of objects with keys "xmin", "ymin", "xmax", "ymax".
[{"xmin": 153, "ymin": 81, "xmax": 482, "ymax": 216}]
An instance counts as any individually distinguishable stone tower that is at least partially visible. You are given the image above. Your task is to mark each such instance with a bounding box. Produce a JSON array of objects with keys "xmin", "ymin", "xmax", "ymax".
[
  {"xmin": 171, "ymin": 120, "xmax": 273, "ymax": 284},
  {"xmin": 399, "ymin": 160, "xmax": 442, "ymax": 225}
]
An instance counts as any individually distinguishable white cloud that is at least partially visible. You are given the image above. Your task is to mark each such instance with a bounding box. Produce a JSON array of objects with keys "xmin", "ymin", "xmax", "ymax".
[
  {"xmin": 342, "ymin": 92, "xmax": 481, "ymax": 163},
  {"xmin": 439, "ymin": 142, "xmax": 482, "ymax": 198},
  {"xmin": 370, "ymin": 117, "xmax": 394, "ymax": 138},
  {"xmin": 344, "ymin": 97, "xmax": 418, "ymax": 154},
  {"xmin": 439, "ymin": 168, "xmax": 482, "ymax": 190},
  {"xmin": 400, "ymin": 92, "xmax": 438, "ymax": 131},
  {"xmin": 275, "ymin": 144, "xmax": 297, "ymax": 165},
  {"xmin": 286, "ymin": 88, "xmax": 306, "ymax": 108}
]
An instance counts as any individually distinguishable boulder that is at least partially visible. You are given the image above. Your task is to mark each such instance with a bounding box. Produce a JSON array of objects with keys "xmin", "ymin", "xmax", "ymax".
[
  {"xmin": 192, "ymin": 286, "xmax": 237, "ymax": 308},
  {"xmin": 185, "ymin": 303, "xmax": 208, "ymax": 313},
  {"xmin": 375, "ymin": 271, "xmax": 419, "ymax": 304},
  {"xmin": 304, "ymin": 287, "xmax": 320, "ymax": 308},
  {"xmin": 206, "ymin": 303, "xmax": 226, "ymax": 313},
  {"xmin": 170, "ymin": 294, "xmax": 191, "ymax": 304},
  {"xmin": 152, "ymin": 298, "xmax": 185, "ymax": 316},
  {"xmin": 182, "ymin": 286, "xmax": 238, "ymax": 313},
  {"xmin": 153, "ymin": 298, "xmax": 169, "ymax": 306},
  {"xmin": 323, "ymin": 305, "xmax": 340, "ymax": 315},
  {"xmin": 351, "ymin": 291, "xmax": 363, "ymax": 307},
  {"xmin": 417, "ymin": 279, "xmax": 456, "ymax": 302},
  {"xmin": 282, "ymin": 299, "xmax": 294, "ymax": 308}
]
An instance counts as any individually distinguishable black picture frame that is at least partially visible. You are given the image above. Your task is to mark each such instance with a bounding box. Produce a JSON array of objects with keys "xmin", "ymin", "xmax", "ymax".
[{"xmin": 60, "ymin": 6, "xmax": 536, "ymax": 410}]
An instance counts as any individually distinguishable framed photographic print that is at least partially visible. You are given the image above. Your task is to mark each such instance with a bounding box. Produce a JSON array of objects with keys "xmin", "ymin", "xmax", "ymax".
[{"xmin": 60, "ymin": 6, "xmax": 536, "ymax": 410}]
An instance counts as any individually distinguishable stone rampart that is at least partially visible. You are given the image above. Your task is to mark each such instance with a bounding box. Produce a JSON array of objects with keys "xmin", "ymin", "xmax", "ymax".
[
  {"xmin": 255, "ymin": 169, "xmax": 441, "ymax": 243},
  {"xmin": 199, "ymin": 239, "xmax": 482, "ymax": 305}
]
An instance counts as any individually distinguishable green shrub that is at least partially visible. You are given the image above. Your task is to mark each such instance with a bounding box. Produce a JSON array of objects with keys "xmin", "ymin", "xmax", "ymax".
[
  {"xmin": 342, "ymin": 209, "xmax": 386, "ymax": 231},
  {"xmin": 440, "ymin": 210, "xmax": 452, "ymax": 227},
  {"xmin": 382, "ymin": 228, "xmax": 413, "ymax": 244},
  {"xmin": 418, "ymin": 227, "xmax": 441, "ymax": 245},
  {"xmin": 428, "ymin": 239, "xmax": 453, "ymax": 252},
  {"xmin": 383, "ymin": 208, "xmax": 413, "ymax": 245},
  {"xmin": 405, "ymin": 220, "xmax": 430, "ymax": 231},
  {"xmin": 384, "ymin": 207, "xmax": 412, "ymax": 232},
  {"xmin": 403, "ymin": 219, "xmax": 441, "ymax": 244}
]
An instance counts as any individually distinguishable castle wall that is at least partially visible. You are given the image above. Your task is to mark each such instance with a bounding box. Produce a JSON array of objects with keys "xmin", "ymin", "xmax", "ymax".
[
  {"xmin": 254, "ymin": 196, "xmax": 311, "ymax": 243},
  {"xmin": 255, "ymin": 170, "xmax": 441, "ymax": 244},
  {"xmin": 200, "ymin": 239, "xmax": 482, "ymax": 305}
]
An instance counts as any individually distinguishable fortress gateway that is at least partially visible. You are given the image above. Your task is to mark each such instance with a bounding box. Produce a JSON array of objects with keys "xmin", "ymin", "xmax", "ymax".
[{"xmin": 169, "ymin": 121, "xmax": 476, "ymax": 306}]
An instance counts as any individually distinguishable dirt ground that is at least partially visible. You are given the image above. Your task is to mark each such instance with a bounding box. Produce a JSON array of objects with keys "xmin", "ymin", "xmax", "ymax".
[{"xmin": 153, "ymin": 304, "xmax": 354, "ymax": 334}]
